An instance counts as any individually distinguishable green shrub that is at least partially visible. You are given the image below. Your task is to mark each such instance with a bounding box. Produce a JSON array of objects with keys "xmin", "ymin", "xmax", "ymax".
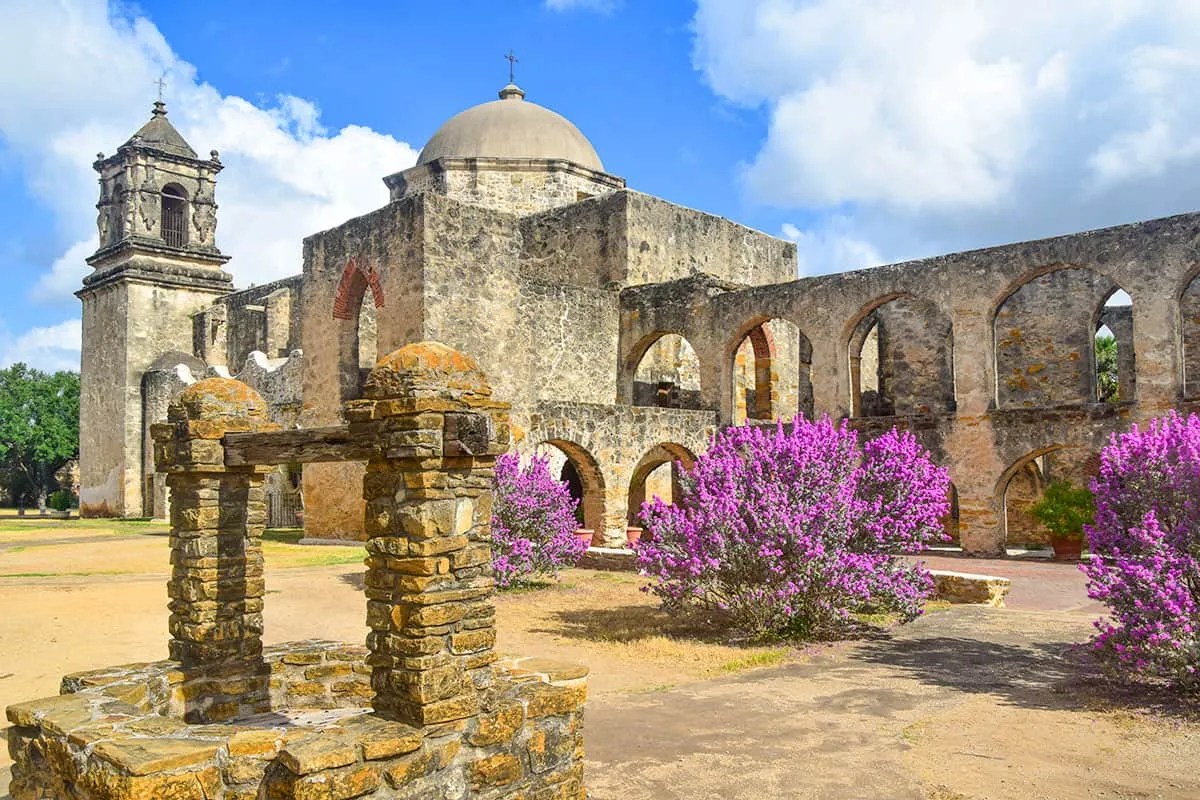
[
  {"xmin": 47, "ymin": 490, "xmax": 75, "ymax": 511},
  {"xmin": 1030, "ymin": 480, "xmax": 1094, "ymax": 541}
]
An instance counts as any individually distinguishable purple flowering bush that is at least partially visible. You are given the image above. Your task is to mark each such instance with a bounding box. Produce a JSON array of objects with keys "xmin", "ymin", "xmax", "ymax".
[
  {"xmin": 491, "ymin": 451, "xmax": 586, "ymax": 588},
  {"xmin": 1082, "ymin": 412, "xmax": 1200, "ymax": 686},
  {"xmin": 636, "ymin": 418, "xmax": 950, "ymax": 638}
]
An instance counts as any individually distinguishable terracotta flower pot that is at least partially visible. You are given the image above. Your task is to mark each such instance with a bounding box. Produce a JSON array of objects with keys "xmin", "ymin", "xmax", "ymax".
[
  {"xmin": 574, "ymin": 529, "xmax": 595, "ymax": 548},
  {"xmin": 625, "ymin": 527, "xmax": 643, "ymax": 549},
  {"xmin": 1050, "ymin": 536, "xmax": 1083, "ymax": 561}
]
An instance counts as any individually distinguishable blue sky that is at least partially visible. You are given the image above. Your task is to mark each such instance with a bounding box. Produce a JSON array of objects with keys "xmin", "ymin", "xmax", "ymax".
[{"xmin": 3, "ymin": 0, "xmax": 1200, "ymax": 371}]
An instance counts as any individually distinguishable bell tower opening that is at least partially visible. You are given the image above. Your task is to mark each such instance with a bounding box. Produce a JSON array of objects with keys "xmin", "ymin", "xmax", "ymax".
[{"xmin": 161, "ymin": 183, "xmax": 188, "ymax": 248}]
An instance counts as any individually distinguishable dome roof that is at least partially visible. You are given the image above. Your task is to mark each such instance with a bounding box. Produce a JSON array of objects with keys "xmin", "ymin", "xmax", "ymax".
[{"xmin": 417, "ymin": 84, "xmax": 603, "ymax": 172}]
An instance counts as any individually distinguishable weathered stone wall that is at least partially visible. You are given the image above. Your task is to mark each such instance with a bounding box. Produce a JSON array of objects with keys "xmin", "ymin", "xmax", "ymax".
[
  {"xmin": 618, "ymin": 213, "xmax": 1200, "ymax": 554},
  {"xmin": 995, "ymin": 268, "xmax": 1115, "ymax": 407},
  {"xmin": 234, "ymin": 350, "xmax": 305, "ymax": 430},
  {"xmin": 519, "ymin": 191, "xmax": 795, "ymax": 291},
  {"xmin": 386, "ymin": 158, "xmax": 625, "ymax": 217},
  {"xmin": 522, "ymin": 401, "xmax": 715, "ymax": 545},
  {"xmin": 298, "ymin": 198, "xmax": 427, "ymax": 539},
  {"xmin": 871, "ymin": 296, "xmax": 955, "ymax": 415},
  {"xmin": 79, "ymin": 278, "xmax": 229, "ymax": 517},
  {"xmin": 216, "ymin": 276, "xmax": 304, "ymax": 367},
  {"xmin": 623, "ymin": 191, "xmax": 796, "ymax": 288}
]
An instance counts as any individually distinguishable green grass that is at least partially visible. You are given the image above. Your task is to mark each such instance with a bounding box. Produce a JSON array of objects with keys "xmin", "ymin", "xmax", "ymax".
[
  {"xmin": 262, "ymin": 528, "xmax": 305, "ymax": 543},
  {"xmin": 0, "ymin": 518, "xmax": 168, "ymax": 536},
  {"xmin": 498, "ymin": 578, "xmax": 576, "ymax": 594},
  {"xmin": 260, "ymin": 540, "xmax": 364, "ymax": 568},
  {"xmin": 718, "ymin": 648, "xmax": 789, "ymax": 674}
]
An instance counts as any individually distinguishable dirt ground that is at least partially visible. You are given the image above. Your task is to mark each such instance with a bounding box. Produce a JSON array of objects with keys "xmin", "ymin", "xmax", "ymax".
[{"xmin": 2, "ymin": 518, "xmax": 1198, "ymax": 799}]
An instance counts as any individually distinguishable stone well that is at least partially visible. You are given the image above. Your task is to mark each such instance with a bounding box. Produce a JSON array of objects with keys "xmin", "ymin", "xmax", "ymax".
[{"xmin": 7, "ymin": 343, "xmax": 588, "ymax": 800}]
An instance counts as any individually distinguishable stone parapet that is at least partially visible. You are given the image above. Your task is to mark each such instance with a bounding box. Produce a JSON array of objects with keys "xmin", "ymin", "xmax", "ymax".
[
  {"xmin": 931, "ymin": 570, "xmax": 1012, "ymax": 608},
  {"xmin": 7, "ymin": 643, "xmax": 586, "ymax": 800}
]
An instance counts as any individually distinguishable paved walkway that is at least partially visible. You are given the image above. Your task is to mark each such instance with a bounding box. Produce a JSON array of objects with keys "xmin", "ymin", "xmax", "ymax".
[{"xmin": 912, "ymin": 553, "xmax": 1106, "ymax": 615}]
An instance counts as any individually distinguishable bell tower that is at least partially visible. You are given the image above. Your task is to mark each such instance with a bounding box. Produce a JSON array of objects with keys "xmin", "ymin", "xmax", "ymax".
[{"xmin": 77, "ymin": 101, "xmax": 234, "ymax": 517}]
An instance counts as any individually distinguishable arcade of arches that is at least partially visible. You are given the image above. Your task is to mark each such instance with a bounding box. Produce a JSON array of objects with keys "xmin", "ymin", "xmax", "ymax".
[{"xmin": 616, "ymin": 215, "xmax": 1200, "ymax": 555}]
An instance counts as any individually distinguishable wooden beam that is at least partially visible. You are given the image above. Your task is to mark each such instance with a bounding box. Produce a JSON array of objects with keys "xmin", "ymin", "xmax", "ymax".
[{"xmin": 223, "ymin": 426, "xmax": 375, "ymax": 466}]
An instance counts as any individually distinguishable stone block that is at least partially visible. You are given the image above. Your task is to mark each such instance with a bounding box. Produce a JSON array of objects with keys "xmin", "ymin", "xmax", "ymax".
[
  {"xmin": 278, "ymin": 731, "xmax": 360, "ymax": 774},
  {"xmin": 469, "ymin": 753, "xmax": 524, "ymax": 791},
  {"xmin": 931, "ymin": 570, "xmax": 1011, "ymax": 607}
]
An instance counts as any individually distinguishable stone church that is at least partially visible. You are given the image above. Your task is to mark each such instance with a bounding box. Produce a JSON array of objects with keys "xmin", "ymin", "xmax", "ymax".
[{"xmin": 78, "ymin": 83, "xmax": 1200, "ymax": 556}]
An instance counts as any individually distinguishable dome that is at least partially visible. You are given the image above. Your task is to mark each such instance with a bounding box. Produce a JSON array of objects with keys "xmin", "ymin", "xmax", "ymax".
[{"xmin": 416, "ymin": 84, "xmax": 603, "ymax": 172}]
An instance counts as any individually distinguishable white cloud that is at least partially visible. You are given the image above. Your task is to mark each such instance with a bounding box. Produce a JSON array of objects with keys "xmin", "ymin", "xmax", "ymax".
[
  {"xmin": 0, "ymin": 320, "xmax": 82, "ymax": 373},
  {"xmin": 544, "ymin": 0, "xmax": 618, "ymax": 12},
  {"xmin": 0, "ymin": 0, "xmax": 419, "ymax": 314},
  {"xmin": 694, "ymin": 0, "xmax": 1200, "ymax": 261},
  {"xmin": 781, "ymin": 219, "xmax": 882, "ymax": 276}
]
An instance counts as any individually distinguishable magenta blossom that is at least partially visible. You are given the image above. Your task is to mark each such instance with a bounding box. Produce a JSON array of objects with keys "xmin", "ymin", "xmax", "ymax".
[
  {"xmin": 491, "ymin": 451, "xmax": 586, "ymax": 588},
  {"xmin": 1082, "ymin": 411, "xmax": 1200, "ymax": 687},
  {"xmin": 636, "ymin": 417, "xmax": 949, "ymax": 638}
]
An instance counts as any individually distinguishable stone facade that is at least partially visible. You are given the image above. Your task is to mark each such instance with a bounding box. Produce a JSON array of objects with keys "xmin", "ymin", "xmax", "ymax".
[
  {"xmin": 78, "ymin": 89, "xmax": 1200, "ymax": 555},
  {"xmin": 9, "ymin": 343, "xmax": 588, "ymax": 799}
]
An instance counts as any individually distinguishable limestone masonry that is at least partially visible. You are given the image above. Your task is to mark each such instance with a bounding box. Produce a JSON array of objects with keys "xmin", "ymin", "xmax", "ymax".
[
  {"xmin": 78, "ymin": 83, "xmax": 1200, "ymax": 555},
  {"xmin": 9, "ymin": 343, "xmax": 588, "ymax": 799}
]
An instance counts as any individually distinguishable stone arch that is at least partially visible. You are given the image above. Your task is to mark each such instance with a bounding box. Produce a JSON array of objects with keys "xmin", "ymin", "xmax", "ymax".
[
  {"xmin": 942, "ymin": 482, "xmax": 960, "ymax": 545},
  {"xmin": 625, "ymin": 443, "xmax": 696, "ymax": 528},
  {"xmin": 728, "ymin": 317, "xmax": 812, "ymax": 424},
  {"xmin": 533, "ymin": 439, "xmax": 607, "ymax": 536},
  {"xmin": 845, "ymin": 293, "xmax": 955, "ymax": 417},
  {"xmin": 624, "ymin": 332, "xmax": 704, "ymax": 409},
  {"xmin": 1178, "ymin": 265, "xmax": 1200, "ymax": 397},
  {"xmin": 992, "ymin": 265, "xmax": 1127, "ymax": 408},
  {"xmin": 1094, "ymin": 288, "xmax": 1135, "ymax": 403},
  {"xmin": 334, "ymin": 258, "xmax": 384, "ymax": 401},
  {"xmin": 995, "ymin": 445, "xmax": 1094, "ymax": 550}
]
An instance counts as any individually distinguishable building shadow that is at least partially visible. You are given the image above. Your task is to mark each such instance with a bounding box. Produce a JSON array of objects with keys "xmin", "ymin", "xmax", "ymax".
[{"xmin": 851, "ymin": 630, "xmax": 1200, "ymax": 718}]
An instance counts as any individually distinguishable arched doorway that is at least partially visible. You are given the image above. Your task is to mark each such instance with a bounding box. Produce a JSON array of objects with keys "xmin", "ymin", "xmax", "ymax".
[
  {"xmin": 998, "ymin": 447, "xmax": 1095, "ymax": 553},
  {"xmin": 533, "ymin": 439, "xmax": 607, "ymax": 536},
  {"xmin": 729, "ymin": 318, "xmax": 812, "ymax": 424},
  {"xmin": 848, "ymin": 295, "xmax": 954, "ymax": 417},
  {"xmin": 628, "ymin": 333, "xmax": 703, "ymax": 409},
  {"xmin": 333, "ymin": 259, "xmax": 384, "ymax": 402},
  {"xmin": 626, "ymin": 443, "xmax": 696, "ymax": 528}
]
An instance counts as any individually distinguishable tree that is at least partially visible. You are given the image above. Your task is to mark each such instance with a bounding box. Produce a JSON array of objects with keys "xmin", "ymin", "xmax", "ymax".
[
  {"xmin": 636, "ymin": 418, "xmax": 950, "ymax": 639},
  {"xmin": 0, "ymin": 364, "xmax": 80, "ymax": 510},
  {"xmin": 490, "ymin": 452, "xmax": 586, "ymax": 588},
  {"xmin": 1083, "ymin": 412, "xmax": 1200, "ymax": 687},
  {"xmin": 1096, "ymin": 334, "xmax": 1119, "ymax": 402}
]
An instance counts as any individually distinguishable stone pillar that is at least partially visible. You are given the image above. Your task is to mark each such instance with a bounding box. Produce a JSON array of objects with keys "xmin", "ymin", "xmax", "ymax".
[
  {"xmin": 347, "ymin": 342, "xmax": 510, "ymax": 728},
  {"xmin": 152, "ymin": 377, "xmax": 279, "ymax": 722}
]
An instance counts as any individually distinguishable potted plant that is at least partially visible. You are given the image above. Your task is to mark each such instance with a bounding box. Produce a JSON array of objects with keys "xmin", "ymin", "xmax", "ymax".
[
  {"xmin": 625, "ymin": 526, "xmax": 643, "ymax": 549},
  {"xmin": 1030, "ymin": 480, "xmax": 1094, "ymax": 561}
]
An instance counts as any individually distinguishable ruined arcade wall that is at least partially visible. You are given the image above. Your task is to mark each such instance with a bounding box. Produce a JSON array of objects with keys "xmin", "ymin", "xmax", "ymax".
[
  {"xmin": 620, "ymin": 212, "xmax": 1200, "ymax": 554},
  {"xmin": 215, "ymin": 276, "xmax": 304, "ymax": 367}
]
